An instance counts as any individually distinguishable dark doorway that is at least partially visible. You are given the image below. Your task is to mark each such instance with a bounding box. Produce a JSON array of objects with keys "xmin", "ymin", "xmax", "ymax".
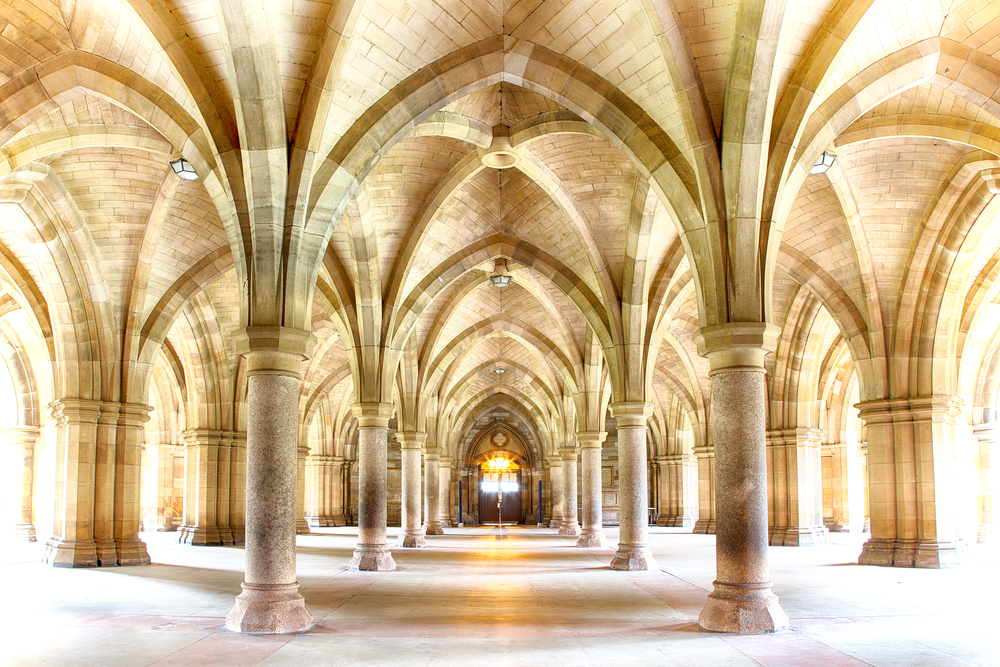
[{"xmin": 479, "ymin": 470, "xmax": 521, "ymax": 524}]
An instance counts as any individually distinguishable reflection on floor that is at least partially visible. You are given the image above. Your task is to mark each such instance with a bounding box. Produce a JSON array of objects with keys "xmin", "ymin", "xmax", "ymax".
[{"xmin": 1, "ymin": 526, "xmax": 998, "ymax": 666}]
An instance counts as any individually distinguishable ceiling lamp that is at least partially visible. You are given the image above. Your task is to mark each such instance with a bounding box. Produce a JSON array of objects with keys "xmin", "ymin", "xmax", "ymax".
[
  {"xmin": 809, "ymin": 150, "xmax": 837, "ymax": 174},
  {"xmin": 494, "ymin": 367, "xmax": 506, "ymax": 375},
  {"xmin": 169, "ymin": 158, "xmax": 199, "ymax": 180},
  {"xmin": 490, "ymin": 258, "xmax": 512, "ymax": 288}
]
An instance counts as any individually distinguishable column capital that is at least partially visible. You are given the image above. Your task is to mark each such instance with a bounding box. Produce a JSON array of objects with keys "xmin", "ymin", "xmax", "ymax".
[
  {"xmin": 560, "ymin": 447, "xmax": 578, "ymax": 460},
  {"xmin": 423, "ymin": 451, "xmax": 440, "ymax": 462},
  {"xmin": 351, "ymin": 402, "xmax": 395, "ymax": 429},
  {"xmin": 48, "ymin": 398, "xmax": 102, "ymax": 424},
  {"xmin": 235, "ymin": 326, "xmax": 316, "ymax": 376},
  {"xmin": 610, "ymin": 402, "xmax": 652, "ymax": 428},
  {"xmin": 577, "ymin": 431, "xmax": 607, "ymax": 448},
  {"xmin": 856, "ymin": 395, "xmax": 964, "ymax": 424},
  {"xmin": 693, "ymin": 323, "xmax": 780, "ymax": 373},
  {"xmin": 396, "ymin": 432, "xmax": 427, "ymax": 449},
  {"xmin": 4, "ymin": 425, "xmax": 40, "ymax": 446}
]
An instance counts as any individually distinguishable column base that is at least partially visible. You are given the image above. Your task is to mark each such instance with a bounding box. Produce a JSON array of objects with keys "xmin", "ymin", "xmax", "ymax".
[
  {"xmin": 610, "ymin": 544, "xmax": 658, "ymax": 571},
  {"xmin": 116, "ymin": 538, "xmax": 151, "ymax": 566},
  {"xmin": 576, "ymin": 530, "xmax": 608, "ymax": 548},
  {"xmin": 558, "ymin": 521, "xmax": 581, "ymax": 536},
  {"xmin": 10, "ymin": 523, "xmax": 36, "ymax": 541},
  {"xmin": 231, "ymin": 526, "xmax": 246, "ymax": 545},
  {"xmin": 669, "ymin": 515, "xmax": 697, "ymax": 528},
  {"xmin": 548, "ymin": 519, "xmax": 562, "ymax": 530},
  {"xmin": 226, "ymin": 582, "xmax": 313, "ymax": 634},
  {"xmin": 859, "ymin": 537, "xmax": 896, "ymax": 566},
  {"xmin": 43, "ymin": 538, "xmax": 97, "ymax": 567},
  {"xmin": 349, "ymin": 544, "xmax": 396, "ymax": 571},
  {"xmin": 698, "ymin": 582, "xmax": 788, "ymax": 634},
  {"xmin": 178, "ymin": 524, "xmax": 222, "ymax": 546},
  {"xmin": 96, "ymin": 538, "xmax": 118, "ymax": 566},
  {"xmin": 770, "ymin": 526, "xmax": 828, "ymax": 547},
  {"xmin": 296, "ymin": 519, "xmax": 311, "ymax": 535},
  {"xmin": 397, "ymin": 531, "xmax": 427, "ymax": 548},
  {"xmin": 693, "ymin": 519, "xmax": 716, "ymax": 534},
  {"xmin": 915, "ymin": 540, "xmax": 966, "ymax": 568},
  {"xmin": 423, "ymin": 522, "xmax": 445, "ymax": 536}
]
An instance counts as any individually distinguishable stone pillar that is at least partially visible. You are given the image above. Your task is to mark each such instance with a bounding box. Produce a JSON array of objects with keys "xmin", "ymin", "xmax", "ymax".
[
  {"xmin": 423, "ymin": 452, "xmax": 444, "ymax": 535},
  {"xmin": 229, "ymin": 432, "xmax": 247, "ymax": 544},
  {"xmin": 225, "ymin": 331, "xmax": 313, "ymax": 634},
  {"xmin": 179, "ymin": 429, "xmax": 222, "ymax": 546},
  {"xmin": 94, "ymin": 403, "xmax": 120, "ymax": 565},
  {"xmin": 974, "ymin": 423, "xmax": 996, "ymax": 543},
  {"xmin": 44, "ymin": 399, "xmax": 101, "ymax": 567},
  {"xmin": 296, "ymin": 445, "xmax": 310, "ymax": 535},
  {"xmin": 693, "ymin": 443, "xmax": 716, "ymax": 534},
  {"xmin": 349, "ymin": 402, "xmax": 396, "ymax": 571},
  {"xmin": 114, "ymin": 403, "xmax": 152, "ymax": 565},
  {"xmin": 397, "ymin": 432, "xmax": 427, "ymax": 547},
  {"xmin": 546, "ymin": 458, "xmax": 563, "ymax": 530},
  {"xmin": 659, "ymin": 454, "xmax": 698, "ymax": 527},
  {"xmin": 558, "ymin": 446, "xmax": 581, "ymax": 535},
  {"xmin": 609, "ymin": 402, "xmax": 657, "ymax": 571},
  {"xmin": 330, "ymin": 456, "xmax": 346, "ymax": 525},
  {"xmin": 857, "ymin": 397, "xmax": 966, "ymax": 568},
  {"xmin": 695, "ymin": 324, "xmax": 787, "ymax": 634},
  {"xmin": 6, "ymin": 426, "xmax": 39, "ymax": 541},
  {"xmin": 577, "ymin": 431, "xmax": 608, "ymax": 547},
  {"xmin": 766, "ymin": 428, "xmax": 828, "ymax": 546},
  {"xmin": 439, "ymin": 457, "xmax": 453, "ymax": 526}
]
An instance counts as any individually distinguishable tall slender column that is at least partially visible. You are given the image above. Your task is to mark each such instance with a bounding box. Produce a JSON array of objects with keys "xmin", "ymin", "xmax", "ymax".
[
  {"xmin": 974, "ymin": 422, "xmax": 996, "ymax": 543},
  {"xmin": 439, "ymin": 457, "xmax": 453, "ymax": 526},
  {"xmin": 577, "ymin": 431, "xmax": 608, "ymax": 547},
  {"xmin": 766, "ymin": 428, "xmax": 828, "ymax": 546},
  {"xmin": 558, "ymin": 446, "xmax": 581, "ymax": 535},
  {"xmin": 693, "ymin": 443, "xmax": 716, "ymax": 533},
  {"xmin": 94, "ymin": 403, "xmax": 120, "ymax": 565},
  {"xmin": 655, "ymin": 455, "xmax": 670, "ymax": 526},
  {"xmin": 296, "ymin": 445, "xmax": 310, "ymax": 535},
  {"xmin": 330, "ymin": 456, "xmax": 346, "ymax": 525},
  {"xmin": 44, "ymin": 399, "xmax": 101, "ymax": 567},
  {"xmin": 6, "ymin": 426, "xmax": 39, "ymax": 541},
  {"xmin": 349, "ymin": 402, "xmax": 396, "ymax": 571},
  {"xmin": 114, "ymin": 403, "xmax": 152, "ymax": 565},
  {"xmin": 423, "ymin": 452, "xmax": 444, "ymax": 535},
  {"xmin": 226, "ymin": 330, "xmax": 313, "ymax": 634},
  {"xmin": 546, "ymin": 458, "xmax": 563, "ymax": 530},
  {"xmin": 609, "ymin": 402, "xmax": 657, "ymax": 570},
  {"xmin": 229, "ymin": 432, "xmax": 247, "ymax": 544},
  {"xmin": 179, "ymin": 429, "xmax": 221, "ymax": 546},
  {"xmin": 397, "ymin": 432, "xmax": 428, "ymax": 547},
  {"xmin": 695, "ymin": 324, "xmax": 787, "ymax": 634}
]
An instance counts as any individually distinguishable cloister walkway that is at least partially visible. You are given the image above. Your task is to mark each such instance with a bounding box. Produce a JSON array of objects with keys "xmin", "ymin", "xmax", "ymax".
[{"xmin": 1, "ymin": 527, "xmax": 997, "ymax": 666}]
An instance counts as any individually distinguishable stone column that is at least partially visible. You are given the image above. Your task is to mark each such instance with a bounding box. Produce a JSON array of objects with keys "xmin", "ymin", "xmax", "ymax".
[
  {"xmin": 6, "ymin": 426, "xmax": 39, "ymax": 541},
  {"xmin": 397, "ymin": 432, "xmax": 427, "ymax": 547},
  {"xmin": 654, "ymin": 455, "xmax": 668, "ymax": 526},
  {"xmin": 229, "ymin": 432, "xmax": 247, "ymax": 544},
  {"xmin": 296, "ymin": 445, "xmax": 310, "ymax": 535},
  {"xmin": 766, "ymin": 428, "xmax": 828, "ymax": 546},
  {"xmin": 349, "ymin": 402, "xmax": 396, "ymax": 571},
  {"xmin": 546, "ymin": 458, "xmax": 563, "ymax": 530},
  {"xmin": 330, "ymin": 456, "xmax": 346, "ymax": 525},
  {"xmin": 179, "ymin": 429, "xmax": 222, "ymax": 546},
  {"xmin": 114, "ymin": 403, "xmax": 152, "ymax": 565},
  {"xmin": 44, "ymin": 399, "xmax": 101, "ymax": 567},
  {"xmin": 609, "ymin": 402, "xmax": 657, "ymax": 570},
  {"xmin": 94, "ymin": 402, "xmax": 120, "ymax": 565},
  {"xmin": 423, "ymin": 452, "xmax": 444, "ymax": 535},
  {"xmin": 439, "ymin": 457, "xmax": 453, "ymax": 526},
  {"xmin": 693, "ymin": 443, "xmax": 716, "ymax": 534},
  {"xmin": 558, "ymin": 446, "xmax": 581, "ymax": 535},
  {"xmin": 695, "ymin": 324, "xmax": 787, "ymax": 634},
  {"xmin": 577, "ymin": 431, "xmax": 608, "ymax": 547},
  {"xmin": 226, "ymin": 330, "xmax": 313, "ymax": 634},
  {"xmin": 974, "ymin": 422, "xmax": 996, "ymax": 543}
]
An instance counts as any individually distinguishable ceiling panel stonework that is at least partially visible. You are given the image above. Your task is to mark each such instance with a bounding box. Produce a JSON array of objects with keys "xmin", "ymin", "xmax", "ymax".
[{"xmin": 2, "ymin": 2, "xmax": 1000, "ymax": 640}]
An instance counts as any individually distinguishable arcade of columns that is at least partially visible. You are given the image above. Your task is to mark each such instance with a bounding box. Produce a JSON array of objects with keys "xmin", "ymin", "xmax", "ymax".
[{"xmin": 0, "ymin": 0, "xmax": 998, "ymax": 639}]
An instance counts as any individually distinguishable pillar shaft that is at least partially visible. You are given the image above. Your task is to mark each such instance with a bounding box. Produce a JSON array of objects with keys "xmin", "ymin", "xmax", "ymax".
[
  {"xmin": 695, "ymin": 324, "xmax": 787, "ymax": 634},
  {"xmin": 577, "ymin": 432, "xmax": 608, "ymax": 547},
  {"xmin": 6, "ymin": 426, "xmax": 39, "ymax": 541},
  {"xmin": 975, "ymin": 423, "xmax": 996, "ymax": 543},
  {"xmin": 424, "ymin": 452, "xmax": 444, "ymax": 535},
  {"xmin": 439, "ymin": 457, "xmax": 454, "ymax": 526},
  {"xmin": 546, "ymin": 459, "xmax": 563, "ymax": 530},
  {"xmin": 226, "ymin": 334, "xmax": 313, "ymax": 635},
  {"xmin": 113, "ymin": 404, "xmax": 152, "ymax": 565},
  {"xmin": 397, "ymin": 433, "xmax": 427, "ymax": 547},
  {"xmin": 766, "ymin": 428, "xmax": 828, "ymax": 546},
  {"xmin": 609, "ymin": 402, "xmax": 656, "ymax": 570},
  {"xmin": 296, "ymin": 445, "xmax": 310, "ymax": 535},
  {"xmin": 558, "ymin": 447, "xmax": 581, "ymax": 535},
  {"xmin": 693, "ymin": 444, "xmax": 716, "ymax": 534},
  {"xmin": 349, "ymin": 402, "xmax": 396, "ymax": 571}
]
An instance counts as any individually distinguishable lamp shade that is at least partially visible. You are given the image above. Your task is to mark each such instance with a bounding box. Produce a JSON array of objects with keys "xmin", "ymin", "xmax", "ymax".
[{"xmin": 169, "ymin": 158, "xmax": 199, "ymax": 180}]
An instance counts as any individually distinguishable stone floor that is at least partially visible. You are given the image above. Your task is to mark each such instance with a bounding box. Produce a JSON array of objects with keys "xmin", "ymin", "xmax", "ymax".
[{"xmin": 1, "ymin": 526, "xmax": 998, "ymax": 666}]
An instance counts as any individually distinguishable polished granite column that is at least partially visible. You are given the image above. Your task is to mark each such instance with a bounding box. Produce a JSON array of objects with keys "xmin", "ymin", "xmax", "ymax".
[
  {"xmin": 609, "ymin": 402, "xmax": 657, "ymax": 571},
  {"xmin": 423, "ymin": 452, "xmax": 444, "ymax": 535},
  {"xmin": 349, "ymin": 403, "xmax": 396, "ymax": 571},
  {"xmin": 695, "ymin": 324, "xmax": 787, "ymax": 634},
  {"xmin": 558, "ymin": 446, "xmax": 581, "ymax": 536},
  {"xmin": 397, "ymin": 432, "xmax": 427, "ymax": 547},
  {"xmin": 226, "ymin": 328, "xmax": 313, "ymax": 634},
  {"xmin": 577, "ymin": 431, "xmax": 608, "ymax": 547}
]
